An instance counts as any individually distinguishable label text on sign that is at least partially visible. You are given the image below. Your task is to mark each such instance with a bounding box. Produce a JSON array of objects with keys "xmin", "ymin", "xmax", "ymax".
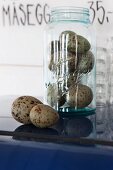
[{"xmin": 2, "ymin": 3, "xmax": 50, "ymax": 26}]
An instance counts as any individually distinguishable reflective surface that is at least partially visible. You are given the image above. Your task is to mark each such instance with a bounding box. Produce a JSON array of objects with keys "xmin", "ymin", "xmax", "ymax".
[
  {"xmin": 0, "ymin": 114, "xmax": 96, "ymax": 142},
  {"xmin": 0, "ymin": 112, "xmax": 113, "ymax": 170},
  {"xmin": 0, "ymin": 106, "xmax": 112, "ymax": 142}
]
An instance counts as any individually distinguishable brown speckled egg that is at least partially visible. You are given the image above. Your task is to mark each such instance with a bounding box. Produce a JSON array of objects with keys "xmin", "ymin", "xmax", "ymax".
[
  {"xmin": 67, "ymin": 73, "xmax": 77, "ymax": 88},
  {"xmin": 11, "ymin": 96, "xmax": 42, "ymax": 124},
  {"xmin": 59, "ymin": 31, "xmax": 91, "ymax": 53},
  {"xmin": 47, "ymin": 83, "xmax": 66, "ymax": 107},
  {"xmin": 30, "ymin": 104, "xmax": 59, "ymax": 128},
  {"xmin": 67, "ymin": 84, "xmax": 93, "ymax": 108},
  {"xmin": 78, "ymin": 51, "xmax": 95, "ymax": 74},
  {"xmin": 67, "ymin": 52, "xmax": 78, "ymax": 73},
  {"xmin": 76, "ymin": 35, "xmax": 91, "ymax": 53},
  {"xmin": 59, "ymin": 30, "xmax": 77, "ymax": 53}
]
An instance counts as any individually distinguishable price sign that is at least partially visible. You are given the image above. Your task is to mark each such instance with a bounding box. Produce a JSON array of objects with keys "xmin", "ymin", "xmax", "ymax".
[{"xmin": 88, "ymin": 0, "xmax": 113, "ymax": 24}]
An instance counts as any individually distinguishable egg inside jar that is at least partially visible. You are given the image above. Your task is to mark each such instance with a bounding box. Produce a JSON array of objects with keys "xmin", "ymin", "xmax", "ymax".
[{"xmin": 46, "ymin": 30, "xmax": 95, "ymax": 116}]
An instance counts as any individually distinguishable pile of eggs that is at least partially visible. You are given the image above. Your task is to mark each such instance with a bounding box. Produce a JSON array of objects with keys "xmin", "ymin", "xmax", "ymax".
[
  {"xmin": 11, "ymin": 96, "xmax": 93, "ymax": 137},
  {"xmin": 47, "ymin": 30, "xmax": 95, "ymax": 109},
  {"xmin": 11, "ymin": 96, "xmax": 59, "ymax": 128}
]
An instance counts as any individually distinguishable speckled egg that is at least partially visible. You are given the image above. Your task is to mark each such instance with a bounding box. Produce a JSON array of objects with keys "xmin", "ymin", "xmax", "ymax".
[
  {"xmin": 67, "ymin": 52, "xmax": 78, "ymax": 73},
  {"xmin": 52, "ymin": 50, "xmax": 78, "ymax": 74},
  {"xmin": 47, "ymin": 83, "xmax": 66, "ymax": 107},
  {"xmin": 55, "ymin": 51, "xmax": 78, "ymax": 74},
  {"xmin": 78, "ymin": 51, "xmax": 95, "ymax": 74},
  {"xmin": 11, "ymin": 96, "xmax": 43, "ymax": 124},
  {"xmin": 76, "ymin": 35, "xmax": 91, "ymax": 53},
  {"xmin": 57, "ymin": 93, "xmax": 66, "ymax": 107},
  {"xmin": 30, "ymin": 104, "xmax": 59, "ymax": 128},
  {"xmin": 59, "ymin": 30, "xmax": 77, "ymax": 52},
  {"xmin": 59, "ymin": 31, "xmax": 91, "ymax": 53},
  {"xmin": 67, "ymin": 73, "xmax": 77, "ymax": 88},
  {"xmin": 67, "ymin": 84, "xmax": 93, "ymax": 108}
]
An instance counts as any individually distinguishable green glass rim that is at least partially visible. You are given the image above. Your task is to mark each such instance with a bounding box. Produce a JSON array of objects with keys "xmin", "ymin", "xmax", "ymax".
[
  {"xmin": 58, "ymin": 107, "xmax": 96, "ymax": 118},
  {"xmin": 51, "ymin": 6, "xmax": 89, "ymax": 16}
]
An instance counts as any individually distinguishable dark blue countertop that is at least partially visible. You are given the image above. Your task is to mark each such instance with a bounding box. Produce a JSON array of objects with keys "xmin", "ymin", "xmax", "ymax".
[
  {"xmin": 0, "ymin": 116, "xmax": 113, "ymax": 170},
  {"xmin": 0, "ymin": 135, "xmax": 113, "ymax": 170}
]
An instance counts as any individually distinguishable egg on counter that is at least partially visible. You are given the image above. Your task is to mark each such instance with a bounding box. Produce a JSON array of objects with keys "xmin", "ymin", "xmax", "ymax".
[
  {"xmin": 30, "ymin": 104, "xmax": 59, "ymax": 128},
  {"xmin": 11, "ymin": 96, "xmax": 42, "ymax": 124},
  {"xmin": 67, "ymin": 84, "xmax": 93, "ymax": 108}
]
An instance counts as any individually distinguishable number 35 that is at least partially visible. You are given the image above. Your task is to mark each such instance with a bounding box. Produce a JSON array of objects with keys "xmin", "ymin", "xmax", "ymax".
[{"xmin": 88, "ymin": 0, "xmax": 105, "ymax": 24}]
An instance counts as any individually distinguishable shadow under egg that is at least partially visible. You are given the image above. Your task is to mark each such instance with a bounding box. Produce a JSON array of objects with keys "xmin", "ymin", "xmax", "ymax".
[{"xmin": 13, "ymin": 124, "xmax": 59, "ymax": 141}]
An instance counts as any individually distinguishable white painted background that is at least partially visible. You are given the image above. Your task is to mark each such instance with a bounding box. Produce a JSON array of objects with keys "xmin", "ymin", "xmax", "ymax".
[{"xmin": 0, "ymin": 0, "xmax": 112, "ymax": 98}]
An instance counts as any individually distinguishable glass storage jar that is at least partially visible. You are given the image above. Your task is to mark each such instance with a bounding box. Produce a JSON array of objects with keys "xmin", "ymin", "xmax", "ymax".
[{"xmin": 44, "ymin": 7, "xmax": 96, "ymax": 117}]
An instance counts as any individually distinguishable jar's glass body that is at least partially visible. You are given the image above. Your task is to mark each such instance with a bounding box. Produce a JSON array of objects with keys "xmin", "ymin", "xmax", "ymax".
[{"xmin": 44, "ymin": 7, "xmax": 96, "ymax": 117}]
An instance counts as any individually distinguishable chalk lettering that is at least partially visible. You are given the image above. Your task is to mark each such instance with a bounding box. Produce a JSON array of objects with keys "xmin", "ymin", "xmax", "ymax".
[
  {"xmin": 19, "ymin": 4, "xmax": 26, "ymax": 25},
  {"xmin": 43, "ymin": 4, "xmax": 50, "ymax": 24},
  {"xmin": 2, "ymin": 3, "xmax": 50, "ymax": 26},
  {"xmin": 27, "ymin": 4, "xmax": 35, "ymax": 25},
  {"xmin": 13, "ymin": 4, "xmax": 19, "ymax": 25},
  {"xmin": 36, "ymin": 4, "xmax": 42, "ymax": 25},
  {"xmin": 2, "ymin": 5, "xmax": 11, "ymax": 26}
]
